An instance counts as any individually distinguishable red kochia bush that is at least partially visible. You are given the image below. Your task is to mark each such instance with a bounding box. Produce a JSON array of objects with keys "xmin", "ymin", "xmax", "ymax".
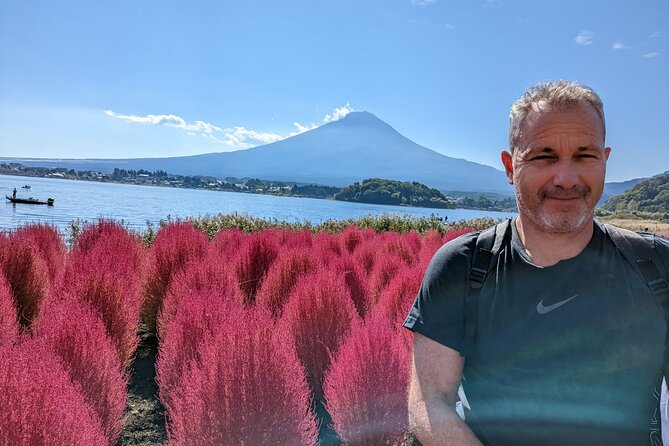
[
  {"xmin": 0, "ymin": 274, "xmax": 19, "ymax": 346},
  {"xmin": 379, "ymin": 234, "xmax": 419, "ymax": 266},
  {"xmin": 352, "ymin": 241, "xmax": 379, "ymax": 277},
  {"xmin": 231, "ymin": 233, "xmax": 278, "ymax": 304},
  {"xmin": 209, "ymin": 228, "xmax": 246, "ymax": 259},
  {"xmin": 34, "ymin": 298, "xmax": 128, "ymax": 444},
  {"xmin": 14, "ymin": 223, "xmax": 67, "ymax": 283},
  {"xmin": 323, "ymin": 316, "xmax": 410, "ymax": 446},
  {"xmin": 331, "ymin": 255, "xmax": 370, "ymax": 319},
  {"xmin": 418, "ymin": 230, "xmax": 445, "ymax": 268},
  {"xmin": 51, "ymin": 235, "xmax": 144, "ymax": 368},
  {"xmin": 166, "ymin": 306, "xmax": 318, "ymax": 446},
  {"xmin": 367, "ymin": 252, "xmax": 410, "ymax": 308},
  {"xmin": 156, "ymin": 290, "xmax": 233, "ymax": 411},
  {"xmin": 72, "ymin": 220, "xmax": 147, "ymax": 277},
  {"xmin": 0, "ymin": 339, "xmax": 107, "ymax": 445},
  {"xmin": 373, "ymin": 265, "xmax": 423, "ymax": 330},
  {"xmin": 157, "ymin": 254, "xmax": 242, "ymax": 339},
  {"xmin": 143, "ymin": 222, "xmax": 209, "ymax": 330},
  {"xmin": 255, "ymin": 248, "xmax": 316, "ymax": 318},
  {"xmin": 280, "ymin": 269, "xmax": 358, "ymax": 400},
  {"xmin": 0, "ymin": 237, "xmax": 50, "ymax": 327}
]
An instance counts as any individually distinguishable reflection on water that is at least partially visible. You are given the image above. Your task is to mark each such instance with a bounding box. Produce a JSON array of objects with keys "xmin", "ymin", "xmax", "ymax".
[{"xmin": 0, "ymin": 174, "xmax": 516, "ymax": 232}]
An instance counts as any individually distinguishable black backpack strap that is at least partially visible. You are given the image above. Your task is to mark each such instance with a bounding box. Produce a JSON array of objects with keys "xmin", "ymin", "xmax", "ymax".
[
  {"xmin": 461, "ymin": 219, "xmax": 511, "ymax": 357},
  {"xmin": 604, "ymin": 224, "xmax": 669, "ymax": 299},
  {"xmin": 604, "ymin": 224, "xmax": 669, "ymax": 378}
]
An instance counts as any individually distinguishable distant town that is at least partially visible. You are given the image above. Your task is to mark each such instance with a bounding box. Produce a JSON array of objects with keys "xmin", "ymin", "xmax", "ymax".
[{"xmin": 0, "ymin": 162, "xmax": 517, "ymax": 212}]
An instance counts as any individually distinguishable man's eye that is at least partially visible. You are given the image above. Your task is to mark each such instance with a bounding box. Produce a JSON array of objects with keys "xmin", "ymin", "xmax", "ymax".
[
  {"xmin": 576, "ymin": 154, "xmax": 596, "ymax": 159},
  {"xmin": 530, "ymin": 155, "xmax": 552, "ymax": 161}
]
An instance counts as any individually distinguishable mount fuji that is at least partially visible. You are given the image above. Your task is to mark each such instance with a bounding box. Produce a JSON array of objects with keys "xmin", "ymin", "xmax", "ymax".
[{"xmin": 3, "ymin": 111, "xmax": 512, "ymax": 195}]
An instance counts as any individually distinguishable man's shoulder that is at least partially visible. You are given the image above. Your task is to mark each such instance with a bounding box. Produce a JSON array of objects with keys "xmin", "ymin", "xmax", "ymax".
[{"xmin": 597, "ymin": 221, "xmax": 669, "ymax": 267}]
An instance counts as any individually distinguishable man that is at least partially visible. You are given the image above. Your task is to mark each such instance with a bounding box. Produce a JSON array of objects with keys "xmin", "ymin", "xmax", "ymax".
[{"xmin": 404, "ymin": 80, "xmax": 669, "ymax": 445}]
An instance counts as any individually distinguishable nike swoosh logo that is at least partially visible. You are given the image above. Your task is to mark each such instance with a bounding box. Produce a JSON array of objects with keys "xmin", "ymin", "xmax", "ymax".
[{"xmin": 536, "ymin": 294, "xmax": 578, "ymax": 314}]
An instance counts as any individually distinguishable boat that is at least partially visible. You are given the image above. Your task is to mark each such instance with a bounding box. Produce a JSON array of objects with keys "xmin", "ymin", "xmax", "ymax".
[
  {"xmin": 6, "ymin": 196, "xmax": 54, "ymax": 206},
  {"xmin": 21, "ymin": 185, "xmax": 31, "ymax": 189}
]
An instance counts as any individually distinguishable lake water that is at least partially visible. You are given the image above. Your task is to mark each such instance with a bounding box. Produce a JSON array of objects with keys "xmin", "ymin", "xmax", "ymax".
[{"xmin": 0, "ymin": 174, "xmax": 516, "ymax": 232}]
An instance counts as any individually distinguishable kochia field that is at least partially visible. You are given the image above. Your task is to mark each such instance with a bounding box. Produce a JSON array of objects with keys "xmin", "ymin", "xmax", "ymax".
[{"xmin": 0, "ymin": 221, "xmax": 473, "ymax": 445}]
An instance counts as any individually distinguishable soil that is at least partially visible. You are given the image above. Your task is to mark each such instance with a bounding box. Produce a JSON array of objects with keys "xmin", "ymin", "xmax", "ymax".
[{"xmin": 116, "ymin": 325, "xmax": 166, "ymax": 446}]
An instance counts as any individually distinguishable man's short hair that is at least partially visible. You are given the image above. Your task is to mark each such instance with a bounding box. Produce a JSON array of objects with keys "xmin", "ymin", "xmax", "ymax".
[{"xmin": 509, "ymin": 80, "xmax": 606, "ymax": 153}]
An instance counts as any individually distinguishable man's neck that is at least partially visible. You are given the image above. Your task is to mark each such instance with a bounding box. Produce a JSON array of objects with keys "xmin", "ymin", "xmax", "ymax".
[{"xmin": 515, "ymin": 216, "xmax": 595, "ymax": 267}]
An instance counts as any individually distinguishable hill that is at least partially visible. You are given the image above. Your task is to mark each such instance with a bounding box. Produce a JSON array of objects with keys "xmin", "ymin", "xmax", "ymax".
[
  {"xmin": 1, "ymin": 112, "xmax": 512, "ymax": 195},
  {"xmin": 597, "ymin": 177, "xmax": 648, "ymax": 207},
  {"xmin": 334, "ymin": 178, "xmax": 455, "ymax": 208},
  {"xmin": 601, "ymin": 171, "xmax": 669, "ymax": 218}
]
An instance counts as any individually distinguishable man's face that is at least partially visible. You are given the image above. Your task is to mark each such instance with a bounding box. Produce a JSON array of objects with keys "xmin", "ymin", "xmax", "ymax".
[{"xmin": 501, "ymin": 104, "xmax": 611, "ymax": 234}]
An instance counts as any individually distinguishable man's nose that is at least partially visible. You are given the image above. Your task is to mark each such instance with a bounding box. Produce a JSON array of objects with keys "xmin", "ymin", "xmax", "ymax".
[{"xmin": 552, "ymin": 160, "xmax": 579, "ymax": 189}]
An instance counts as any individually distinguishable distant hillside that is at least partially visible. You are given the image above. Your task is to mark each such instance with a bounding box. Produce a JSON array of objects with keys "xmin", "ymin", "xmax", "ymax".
[
  {"xmin": 0, "ymin": 111, "xmax": 512, "ymax": 195},
  {"xmin": 334, "ymin": 178, "xmax": 455, "ymax": 208},
  {"xmin": 601, "ymin": 171, "xmax": 669, "ymax": 216},
  {"xmin": 597, "ymin": 177, "xmax": 648, "ymax": 207}
]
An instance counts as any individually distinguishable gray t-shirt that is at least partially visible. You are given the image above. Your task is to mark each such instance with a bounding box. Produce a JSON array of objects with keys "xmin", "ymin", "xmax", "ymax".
[{"xmin": 404, "ymin": 220, "xmax": 669, "ymax": 446}]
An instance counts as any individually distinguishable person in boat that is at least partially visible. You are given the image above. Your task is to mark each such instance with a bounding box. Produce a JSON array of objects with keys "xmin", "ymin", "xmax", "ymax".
[
  {"xmin": 12, "ymin": 188, "xmax": 16, "ymax": 199},
  {"xmin": 405, "ymin": 80, "xmax": 669, "ymax": 445}
]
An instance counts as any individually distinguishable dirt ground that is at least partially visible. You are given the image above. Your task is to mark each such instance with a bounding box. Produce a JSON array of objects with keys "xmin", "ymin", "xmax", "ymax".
[
  {"xmin": 116, "ymin": 326, "xmax": 166, "ymax": 446},
  {"xmin": 597, "ymin": 217, "xmax": 669, "ymax": 238}
]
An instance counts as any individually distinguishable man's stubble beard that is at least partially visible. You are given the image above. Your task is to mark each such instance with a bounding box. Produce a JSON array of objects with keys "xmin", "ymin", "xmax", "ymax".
[{"xmin": 515, "ymin": 186, "xmax": 594, "ymax": 235}]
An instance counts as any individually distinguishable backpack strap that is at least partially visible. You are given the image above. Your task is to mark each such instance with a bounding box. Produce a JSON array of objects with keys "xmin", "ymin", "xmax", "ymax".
[
  {"xmin": 461, "ymin": 219, "xmax": 511, "ymax": 357},
  {"xmin": 603, "ymin": 224, "xmax": 669, "ymax": 299},
  {"xmin": 603, "ymin": 224, "xmax": 669, "ymax": 380}
]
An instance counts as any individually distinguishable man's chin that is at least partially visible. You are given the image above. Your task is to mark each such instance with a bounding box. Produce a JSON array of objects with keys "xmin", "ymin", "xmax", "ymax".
[{"xmin": 534, "ymin": 212, "xmax": 593, "ymax": 234}]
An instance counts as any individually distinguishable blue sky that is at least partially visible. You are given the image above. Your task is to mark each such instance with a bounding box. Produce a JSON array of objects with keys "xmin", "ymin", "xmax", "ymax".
[{"xmin": 0, "ymin": 0, "xmax": 667, "ymax": 182}]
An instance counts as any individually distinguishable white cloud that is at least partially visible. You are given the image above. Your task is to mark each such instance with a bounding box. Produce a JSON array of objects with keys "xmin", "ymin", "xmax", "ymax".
[
  {"xmin": 642, "ymin": 52, "xmax": 660, "ymax": 58},
  {"xmin": 444, "ymin": 23, "xmax": 456, "ymax": 30},
  {"xmin": 104, "ymin": 110, "xmax": 222, "ymax": 136},
  {"xmin": 323, "ymin": 103, "xmax": 353, "ymax": 123},
  {"xmin": 289, "ymin": 122, "xmax": 318, "ymax": 137},
  {"xmin": 104, "ymin": 103, "xmax": 355, "ymax": 150},
  {"xmin": 612, "ymin": 41, "xmax": 626, "ymax": 50},
  {"xmin": 411, "ymin": 0, "xmax": 436, "ymax": 6},
  {"xmin": 218, "ymin": 127, "xmax": 283, "ymax": 148},
  {"xmin": 575, "ymin": 30, "xmax": 594, "ymax": 46}
]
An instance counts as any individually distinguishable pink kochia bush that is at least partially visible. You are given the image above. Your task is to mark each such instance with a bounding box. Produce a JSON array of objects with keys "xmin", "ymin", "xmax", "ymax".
[
  {"xmin": 0, "ymin": 236, "xmax": 50, "ymax": 327},
  {"xmin": 157, "ymin": 254, "xmax": 241, "ymax": 339},
  {"xmin": 0, "ymin": 338, "xmax": 107, "ymax": 445},
  {"xmin": 13, "ymin": 223, "xmax": 67, "ymax": 283},
  {"xmin": 280, "ymin": 269, "xmax": 358, "ymax": 400},
  {"xmin": 34, "ymin": 298, "xmax": 128, "ymax": 445},
  {"xmin": 255, "ymin": 248, "xmax": 316, "ymax": 318},
  {"xmin": 324, "ymin": 316, "xmax": 411, "ymax": 446},
  {"xmin": 143, "ymin": 222, "xmax": 209, "ymax": 330},
  {"xmin": 51, "ymin": 228, "xmax": 145, "ymax": 368},
  {"xmin": 231, "ymin": 233, "xmax": 279, "ymax": 304},
  {"xmin": 156, "ymin": 289, "xmax": 234, "ymax": 410},
  {"xmin": 165, "ymin": 304, "xmax": 319, "ymax": 446},
  {"xmin": 373, "ymin": 265, "xmax": 423, "ymax": 330},
  {"xmin": 0, "ymin": 274, "xmax": 19, "ymax": 346}
]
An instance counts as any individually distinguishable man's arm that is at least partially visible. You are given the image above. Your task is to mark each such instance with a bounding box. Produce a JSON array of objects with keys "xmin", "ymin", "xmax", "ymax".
[{"xmin": 408, "ymin": 332, "xmax": 482, "ymax": 446}]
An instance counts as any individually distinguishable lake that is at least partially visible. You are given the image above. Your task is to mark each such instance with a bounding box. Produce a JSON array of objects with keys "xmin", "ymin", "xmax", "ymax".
[{"xmin": 0, "ymin": 174, "xmax": 516, "ymax": 232}]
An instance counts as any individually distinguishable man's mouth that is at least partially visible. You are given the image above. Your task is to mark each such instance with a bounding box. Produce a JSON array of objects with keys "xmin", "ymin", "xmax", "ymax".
[{"xmin": 541, "ymin": 186, "xmax": 590, "ymax": 201}]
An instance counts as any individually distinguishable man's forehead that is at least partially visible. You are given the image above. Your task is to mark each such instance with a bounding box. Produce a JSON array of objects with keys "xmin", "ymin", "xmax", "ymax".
[{"xmin": 520, "ymin": 102, "xmax": 603, "ymax": 133}]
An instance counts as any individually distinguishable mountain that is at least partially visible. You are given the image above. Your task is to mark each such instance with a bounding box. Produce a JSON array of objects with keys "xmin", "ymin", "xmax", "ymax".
[
  {"xmin": 598, "ymin": 177, "xmax": 648, "ymax": 207},
  {"xmin": 601, "ymin": 171, "xmax": 669, "ymax": 214},
  {"xmin": 1, "ymin": 111, "xmax": 512, "ymax": 195}
]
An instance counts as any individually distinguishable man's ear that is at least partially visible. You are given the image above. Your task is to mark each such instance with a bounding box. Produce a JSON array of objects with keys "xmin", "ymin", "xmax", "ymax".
[
  {"xmin": 604, "ymin": 147, "xmax": 611, "ymax": 161},
  {"xmin": 501, "ymin": 150, "xmax": 514, "ymax": 184}
]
